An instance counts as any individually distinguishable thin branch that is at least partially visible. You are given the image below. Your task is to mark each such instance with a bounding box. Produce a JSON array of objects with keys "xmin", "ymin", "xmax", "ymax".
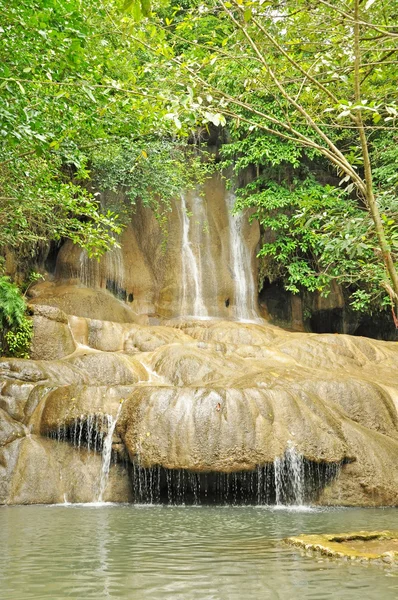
[
  {"xmin": 219, "ymin": 1, "xmax": 365, "ymax": 192},
  {"xmin": 0, "ymin": 150, "xmax": 36, "ymax": 167},
  {"xmin": 318, "ymin": 0, "xmax": 398, "ymax": 38}
]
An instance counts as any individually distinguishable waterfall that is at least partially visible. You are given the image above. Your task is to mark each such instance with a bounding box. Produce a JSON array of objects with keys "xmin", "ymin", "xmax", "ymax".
[
  {"xmin": 274, "ymin": 444, "xmax": 305, "ymax": 506},
  {"xmin": 98, "ymin": 403, "xmax": 123, "ymax": 503},
  {"xmin": 47, "ymin": 420, "xmax": 338, "ymax": 506},
  {"xmin": 79, "ymin": 249, "xmax": 99, "ymax": 289},
  {"xmin": 226, "ymin": 191, "xmax": 259, "ymax": 322},
  {"xmin": 178, "ymin": 193, "xmax": 208, "ymax": 318},
  {"xmin": 129, "ymin": 458, "xmax": 338, "ymax": 506}
]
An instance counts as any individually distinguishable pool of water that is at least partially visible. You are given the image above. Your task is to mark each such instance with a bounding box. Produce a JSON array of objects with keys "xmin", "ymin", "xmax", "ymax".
[{"xmin": 0, "ymin": 504, "xmax": 397, "ymax": 599}]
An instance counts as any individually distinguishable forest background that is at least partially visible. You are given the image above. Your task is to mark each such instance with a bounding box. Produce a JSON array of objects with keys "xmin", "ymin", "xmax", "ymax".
[{"xmin": 0, "ymin": 0, "xmax": 397, "ymax": 354}]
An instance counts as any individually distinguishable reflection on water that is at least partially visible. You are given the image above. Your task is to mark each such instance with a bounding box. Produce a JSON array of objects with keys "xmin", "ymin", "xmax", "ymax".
[{"xmin": 0, "ymin": 505, "xmax": 397, "ymax": 599}]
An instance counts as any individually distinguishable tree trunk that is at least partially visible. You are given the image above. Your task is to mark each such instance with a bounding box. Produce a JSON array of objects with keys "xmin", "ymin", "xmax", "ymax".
[{"xmin": 353, "ymin": 0, "xmax": 398, "ymax": 305}]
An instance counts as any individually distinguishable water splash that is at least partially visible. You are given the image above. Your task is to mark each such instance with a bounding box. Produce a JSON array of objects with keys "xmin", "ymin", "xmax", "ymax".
[
  {"xmin": 226, "ymin": 191, "xmax": 259, "ymax": 322},
  {"xmin": 178, "ymin": 193, "xmax": 208, "ymax": 318},
  {"xmin": 98, "ymin": 403, "xmax": 124, "ymax": 502}
]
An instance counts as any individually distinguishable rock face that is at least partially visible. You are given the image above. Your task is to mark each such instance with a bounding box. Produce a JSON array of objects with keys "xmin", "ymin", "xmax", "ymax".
[
  {"xmin": 29, "ymin": 174, "xmax": 261, "ymax": 322},
  {"xmin": 1, "ymin": 175, "xmax": 397, "ymax": 506},
  {"xmin": 29, "ymin": 305, "xmax": 76, "ymax": 360},
  {"xmin": 1, "ymin": 316, "xmax": 397, "ymax": 506}
]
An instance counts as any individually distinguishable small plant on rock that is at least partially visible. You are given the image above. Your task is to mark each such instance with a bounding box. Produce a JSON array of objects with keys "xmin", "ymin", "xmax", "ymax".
[{"xmin": 0, "ymin": 276, "xmax": 33, "ymax": 358}]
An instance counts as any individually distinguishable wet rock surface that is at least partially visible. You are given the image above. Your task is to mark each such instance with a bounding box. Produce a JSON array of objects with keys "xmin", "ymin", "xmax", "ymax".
[
  {"xmin": 285, "ymin": 531, "xmax": 398, "ymax": 565},
  {"xmin": 29, "ymin": 304, "xmax": 76, "ymax": 360},
  {"xmin": 0, "ymin": 316, "xmax": 397, "ymax": 505}
]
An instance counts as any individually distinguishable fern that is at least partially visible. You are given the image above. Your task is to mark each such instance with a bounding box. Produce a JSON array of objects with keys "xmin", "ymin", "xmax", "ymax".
[
  {"xmin": 0, "ymin": 276, "xmax": 32, "ymax": 357},
  {"xmin": 0, "ymin": 277, "xmax": 26, "ymax": 327}
]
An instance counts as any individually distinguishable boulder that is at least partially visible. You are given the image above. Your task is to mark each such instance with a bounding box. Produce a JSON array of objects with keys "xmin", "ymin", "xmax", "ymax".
[{"xmin": 29, "ymin": 304, "xmax": 76, "ymax": 360}]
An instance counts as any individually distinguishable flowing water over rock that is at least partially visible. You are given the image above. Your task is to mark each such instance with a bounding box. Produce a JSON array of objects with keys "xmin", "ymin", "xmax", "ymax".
[
  {"xmin": 77, "ymin": 240, "xmax": 125, "ymax": 297},
  {"xmin": 227, "ymin": 191, "xmax": 260, "ymax": 322},
  {"xmin": 1, "ymin": 175, "xmax": 398, "ymax": 508},
  {"xmin": 130, "ymin": 459, "xmax": 340, "ymax": 506},
  {"xmin": 178, "ymin": 193, "xmax": 208, "ymax": 318},
  {"xmin": 98, "ymin": 403, "xmax": 124, "ymax": 502},
  {"xmin": 1, "ymin": 317, "xmax": 397, "ymax": 507}
]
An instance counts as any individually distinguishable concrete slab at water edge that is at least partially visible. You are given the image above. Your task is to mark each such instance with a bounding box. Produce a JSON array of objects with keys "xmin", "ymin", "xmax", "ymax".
[{"xmin": 284, "ymin": 531, "xmax": 398, "ymax": 565}]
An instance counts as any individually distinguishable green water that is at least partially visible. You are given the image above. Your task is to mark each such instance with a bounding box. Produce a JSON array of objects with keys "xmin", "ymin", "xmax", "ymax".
[{"xmin": 0, "ymin": 505, "xmax": 397, "ymax": 599}]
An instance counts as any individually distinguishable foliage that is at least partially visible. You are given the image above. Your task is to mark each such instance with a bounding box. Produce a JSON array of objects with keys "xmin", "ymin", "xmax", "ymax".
[
  {"xmin": 0, "ymin": 277, "xmax": 26, "ymax": 327},
  {"xmin": 0, "ymin": 0, "xmax": 208, "ymax": 262},
  {"xmin": 5, "ymin": 318, "xmax": 33, "ymax": 359},
  {"xmin": 1, "ymin": 0, "xmax": 397, "ymax": 319},
  {"xmin": 235, "ymin": 176, "xmax": 396, "ymax": 311},
  {"xmin": 131, "ymin": 0, "xmax": 398, "ymax": 313},
  {"xmin": 90, "ymin": 138, "xmax": 213, "ymax": 230},
  {"xmin": 0, "ymin": 155, "xmax": 121, "ymax": 258},
  {"xmin": 0, "ymin": 276, "xmax": 32, "ymax": 357}
]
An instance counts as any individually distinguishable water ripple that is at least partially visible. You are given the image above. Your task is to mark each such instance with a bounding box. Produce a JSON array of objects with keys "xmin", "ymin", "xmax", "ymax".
[{"xmin": 0, "ymin": 505, "xmax": 397, "ymax": 600}]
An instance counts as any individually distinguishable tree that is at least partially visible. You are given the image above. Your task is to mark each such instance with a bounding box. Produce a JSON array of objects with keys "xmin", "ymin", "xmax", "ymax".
[
  {"xmin": 131, "ymin": 0, "xmax": 398, "ymax": 314},
  {"xmin": 0, "ymin": 0, "xmax": 205, "ymax": 266}
]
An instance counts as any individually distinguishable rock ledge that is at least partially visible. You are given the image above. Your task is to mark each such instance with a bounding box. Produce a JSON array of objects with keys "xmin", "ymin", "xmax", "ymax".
[{"xmin": 285, "ymin": 530, "xmax": 398, "ymax": 564}]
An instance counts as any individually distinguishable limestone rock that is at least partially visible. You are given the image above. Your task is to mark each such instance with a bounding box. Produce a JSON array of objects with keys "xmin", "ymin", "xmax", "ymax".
[
  {"xmin": 0, "ymin": 379, "xmax": 35, "ymax": 422},
  {"xmin": 285, "ymin": 531, "xmax": 398, "ymax": 564},
  {"xmin": 5, "ymin": 436, "xmax": 131, "ymax": 505},
  {"xmin": 39, "ymin": 384, "xmax": 136, "ymax": 434},
  {"xmin": 29, "ymin": 281, "xmax": 141, "ymax": 324},
  {"xmin": 0, "ymin": 439, "xmax": 21, "ymax": 504},
  {"xmin": 1, "ymin": 319, "xmax": 398, "ymax": 506},
  {"xmin": 66, "ymin": 351, "xmax": 148, "ymax": 386},
  {"xmin": 30, "ymin": 304, "xmax": 76, "ymax": 360},
  {"xmin": 0, "ymin": 409, "xmax": 26, "ymax": 446}
]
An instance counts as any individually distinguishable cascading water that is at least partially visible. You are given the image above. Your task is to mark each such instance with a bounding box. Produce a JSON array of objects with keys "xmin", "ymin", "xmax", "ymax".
[
  {"xmin": 130, "ymin": 457, "xmax": 341, "ymax": 506},
  {"xmin": 47, "ymin": 406, "xmax": 124, "ymax": 503},
  {"xmin": 98, "ymin": 403, "xmax": 123, "ymax": 502},
  {"xmin": 49, "ymin": 413, "xmax": 109, "ymax": 454},
  {"xmin": 105, "ymin": 242, "xmax": 125, "ymax": 297},
  {"xmin": 274, "ymin": 444, "xmax": 305, "ymax": 506},
  {"xmin": 46, "ymin": 409, "xmax": 342, "ymax": 507},
  {"xmin": 178, "ymin": 193, "xmax": 208, "ymax": 318},
  {"xmin": 79, "ymin": 249, "xmax": 99, "ymax": 289},
  {"xmin": 226, "ymin": 191, "xmax": 260, "ymax": 322}
]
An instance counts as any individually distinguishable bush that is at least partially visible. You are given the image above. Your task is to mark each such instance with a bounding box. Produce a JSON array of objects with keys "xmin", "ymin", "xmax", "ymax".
[{"xmin": 0, "ymin": 276, "xmax": 33, "ymax": 358}]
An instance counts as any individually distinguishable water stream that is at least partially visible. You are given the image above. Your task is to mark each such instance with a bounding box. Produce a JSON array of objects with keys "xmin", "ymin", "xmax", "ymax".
[
  {"xmin": 274, "ymin": 443, "xmax": 305, "ymax": 506},
  {"xmin": 78, "ymin": 241, "xmax": 125, "ymax": 296},
  {"xmin": 178, "ymin": 193, "xmax": 208, "ymax": 318},
  {"xmin": 130, "ymin": 450, "xmax": 337, "ymax": 506},
  {"xmin": 227, "ymin": 191, "xmax": 259, "ymax": 322},
  {"xmin": 98, "ymin": 403, "xmax": 123, "ymax": 503},
  {"xmin": 177, "ymin": 188, "xmax": 260, "ymax": 321}
]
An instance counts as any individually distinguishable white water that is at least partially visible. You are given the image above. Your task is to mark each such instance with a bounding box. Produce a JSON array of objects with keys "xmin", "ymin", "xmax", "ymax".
[
  {"xmin": 274, "ymin": 443, "xmax": 305, "ymax": 506},
  {"xmin": 105, "ymin": 242, "xmax": 125, "ymax": 293},
  {"xmin": 179, "ymin": 193, "xmax": 208, "ymax": 317},
  {"xmin": 226, "ymin": 192, "xmax": 259, "ymax": 322},
  {"xmin": 98, "ymin": 403, "xmax": 123, "ymax": 503}
]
